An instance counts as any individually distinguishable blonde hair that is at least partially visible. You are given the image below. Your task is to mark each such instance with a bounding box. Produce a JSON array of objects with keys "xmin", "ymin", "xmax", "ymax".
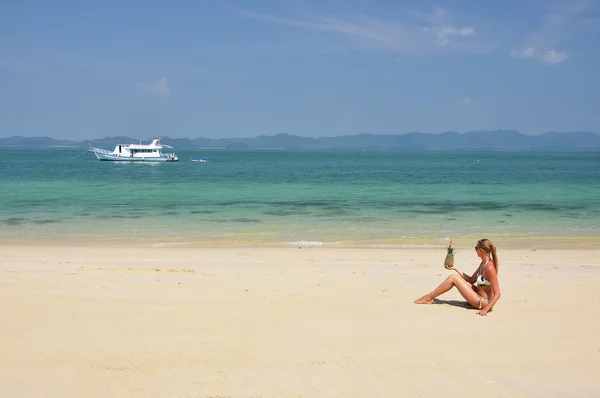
[{"xmin": 476, "ymin": 239, "xmax": 499, "ymax": 272}]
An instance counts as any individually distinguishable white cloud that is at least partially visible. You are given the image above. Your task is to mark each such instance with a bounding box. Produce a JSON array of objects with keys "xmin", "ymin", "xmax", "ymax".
[
  {"xmin": 411, "ymin": 7, "xmax": 475, "ymax": 48},
  {"xmin": 237, "ymin": 11, "xmax": 380, "ymax": 38},
  {"xmin": 237, "ymin": 10, "xmax": 409, "ymax": 51},
  {"xmin": 238, "ymin": 8, "xmax": 479, "ymax": 54},
  {"xmin": 509, "ymin": 46, "xmax": 568, "ymax": 66},
  {"xmin": 423, "ymin": 25, "xmax": 474, "ymax": 47},
  {"xmin": 540, "ymin": 49, "xmax": 569, "ymax": 65},
  {"xmin": 134, "ymin": 77, "xmax": 170, "ymax": 97},
  {"xmin": 510, "ymin": 0, "xmax": 592, "ymax": 66},
  {"xmin": 509, "ymin": 46, "xmax": 536, "ymax": 59},
  {"xmin": 543, "ymin": 0, "xmax": 594, "ymax": 26}
]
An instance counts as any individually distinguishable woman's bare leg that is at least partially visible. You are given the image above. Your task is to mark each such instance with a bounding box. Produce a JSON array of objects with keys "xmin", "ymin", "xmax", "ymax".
[{"xmin": 414, "ymin": 274, "xmax": 480, "ymax": 307}]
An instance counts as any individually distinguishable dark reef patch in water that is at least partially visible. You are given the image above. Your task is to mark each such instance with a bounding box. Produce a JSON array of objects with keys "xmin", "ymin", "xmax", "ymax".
[
  {"xmin": 407, "ymin": 208, "xmax": 449, "ymax": 215},
  {"xmin": 348, "ymin": 217, "xmax": 380, "ymax": 223},
  {"xmin": 211, "ymin": 218, "xmax": 262, "ymax": 224},
  {"xmin": 212, "ymin": 200, "xmax": 255, "ymax": 207},
  {"xmin": 3, "ymin": 217, "xmax": 27, "ymax": 226},
  {"xmin": 232, "ymin": 218, "xmax": 262, "ymax": 223},
  {"xmin": 560, "ymin": 213, "xmax": 580, "ymax": 218},
  {"xmin": 100, "ymin": 213, "xmax": 143, "ymax": 219},
  {"xmin": 212, "ymin": 200, "xmax": 341, "ymax": 209},
  {"xmin": 272, "ymin": 200, "xmax": 333, "ymax": 208},
  {"xmin": 264, "ymin": 209, "xmax": 311, "ymax": 216},
  {"xmin": 33, "ymin": 219, "xmax": 60, "ymax": 224},
  {"xmin": 315, "ymin": 209, "xmax": 349, "ymax": 217},
  {"xmin": 521, "ymin": 203, "xmax": 562, "ymax": 212},
  {"xmin": 464, "ymin": 202, "xmax": 509, "ymax": 211},
  {"xmin": 387, "ymin": 200, "xmax": 591, "ymax": 215},
  {"xmin": 190, "ymin": 210, "xmax": 217, "ymax": 214}
]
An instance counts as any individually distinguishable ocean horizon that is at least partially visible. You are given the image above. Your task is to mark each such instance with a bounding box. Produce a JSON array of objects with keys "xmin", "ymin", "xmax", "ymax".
[{"xmin": 2, "ymin": 148, "xmax": 599, "ymax": 248}]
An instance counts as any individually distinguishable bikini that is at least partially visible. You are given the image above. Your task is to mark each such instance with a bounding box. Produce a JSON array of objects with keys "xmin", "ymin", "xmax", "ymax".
[{"xmin": 474, "ymin": 260, "xmax": 492, "ymax": 309}]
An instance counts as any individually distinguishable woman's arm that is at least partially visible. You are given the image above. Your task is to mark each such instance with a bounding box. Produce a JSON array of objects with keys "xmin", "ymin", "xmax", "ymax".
[
  {"xmin": 447, "ymin": 266, "xmax": 476, "ymax": 284},
  {"xmin": 478, "ymin": 264, "xmax": 501, "ymax": 316}
]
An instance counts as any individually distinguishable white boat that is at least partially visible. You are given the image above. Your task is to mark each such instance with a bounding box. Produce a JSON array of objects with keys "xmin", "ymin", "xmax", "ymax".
[{"xmin": 89, "ymin": 137, "xmax": 178, "ymax": 162}]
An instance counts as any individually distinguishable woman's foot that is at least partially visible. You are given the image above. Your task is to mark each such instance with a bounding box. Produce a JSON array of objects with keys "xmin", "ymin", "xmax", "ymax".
[{"xmin": 413, "ymin": 296, "xmax": 434, "ymax": 304}]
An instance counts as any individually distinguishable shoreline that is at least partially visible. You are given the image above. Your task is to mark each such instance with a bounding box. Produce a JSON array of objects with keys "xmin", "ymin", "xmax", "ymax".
[{"xmin": 1, "ymin": 234, "xmax": 599, "ymax": 250}]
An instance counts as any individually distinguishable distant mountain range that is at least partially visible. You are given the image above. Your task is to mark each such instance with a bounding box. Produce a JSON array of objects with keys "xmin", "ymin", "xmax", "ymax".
[{"xmin": 1, "ymin": 130, "xmax": 600, "ymax": 151}]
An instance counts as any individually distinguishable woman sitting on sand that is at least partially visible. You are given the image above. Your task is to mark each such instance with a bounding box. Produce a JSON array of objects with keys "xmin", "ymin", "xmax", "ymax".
[{"xmin": 414, "ymin": 239, "xmax": 501, "ymax": 316}]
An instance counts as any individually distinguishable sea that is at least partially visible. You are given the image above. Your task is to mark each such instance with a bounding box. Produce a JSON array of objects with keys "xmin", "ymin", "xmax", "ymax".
[{"xmin": 1, "ymin": 148, "xmax": 599, "ymax": 248}]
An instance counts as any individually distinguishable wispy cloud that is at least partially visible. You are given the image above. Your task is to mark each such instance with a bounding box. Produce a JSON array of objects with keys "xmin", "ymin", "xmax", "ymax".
[
  {"xmin": 539, "ymin": 48, "xmax": 569, "ymax": 65},
  {"xmin": 407, "ymin": 6, "xmax": 448, "ymax": 26},
  {"xmin": 0, "ymin": 50, "xmax": 208, "ymax": 80},
  {"xmin": 134, "ymin": 77, "xmax": 170, "ymax": 98},
  {"xmin": 510, "ymin": 0, "xmax": 594, "ymax": 66},
  {"xmin": 509, "ymin": 47, "xmax": 537, "ymax": 59},
  {"xmin": 511, "ymin": 47, "xmax": 569, "ymax": 65},
  {"xmin": 423, "ymin": 25, "xmax": 474, "ymax": 47},
  {"xmin": 455, "ymin": 96, "xmax": 473, "ymax": 107},
  {"xmin": 238, "ymin": 10, "xmax": 390, "ymax": 42},
  {"xmin": 414, "ymin": 7, "xmax": 475, "ymax": 47},
  {"xmin": 100, "ymin": 61, "xmax": 208, "ymax": 78},
  {"xmin": 237, "ymin": 7, "xmax": 479, "ymax": 55}
]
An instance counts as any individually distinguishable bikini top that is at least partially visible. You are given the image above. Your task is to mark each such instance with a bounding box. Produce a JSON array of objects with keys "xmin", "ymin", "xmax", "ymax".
[{"xmin": 475, "ymin": 260, "xmax": 492, "ymax": 287}]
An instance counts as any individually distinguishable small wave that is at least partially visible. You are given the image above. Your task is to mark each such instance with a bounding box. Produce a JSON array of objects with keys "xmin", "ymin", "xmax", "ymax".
[
  {"xmin": 152, "ymin": 241, "xmax": 192, "ymax": 247},
  {"xmin": 364, "ymin": 243, "xmax": 442, "ymax": 248},
  {"xmin": 287, "ymin": 241, "xmax": 332, "ymax": 247}
]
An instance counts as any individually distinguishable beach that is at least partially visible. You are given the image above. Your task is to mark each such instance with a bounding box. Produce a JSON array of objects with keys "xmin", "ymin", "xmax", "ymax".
[
  {"xmin": 3, "ymin": 0, "xmax": 600, "ymax": 394},
  {"xmin": 1, "ymin": 242, "xmax": 599, "ymax": 397}
]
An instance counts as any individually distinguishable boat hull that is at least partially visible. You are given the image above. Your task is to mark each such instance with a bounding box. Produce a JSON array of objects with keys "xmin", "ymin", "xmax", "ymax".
[{"xmin": 91, "ymin": 149, "xmax": 178, "ymax": 162}]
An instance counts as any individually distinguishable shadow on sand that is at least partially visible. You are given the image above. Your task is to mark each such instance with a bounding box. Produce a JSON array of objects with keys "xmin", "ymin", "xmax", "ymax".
[{"xmin": 432, "ymin": 299, "xmax": 474, "ymax": 309}]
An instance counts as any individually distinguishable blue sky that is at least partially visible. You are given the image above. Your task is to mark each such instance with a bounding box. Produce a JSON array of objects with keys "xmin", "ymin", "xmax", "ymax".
[{"xmin": 1, "ymin": 0, "xmax": 599, "ymax": 139}]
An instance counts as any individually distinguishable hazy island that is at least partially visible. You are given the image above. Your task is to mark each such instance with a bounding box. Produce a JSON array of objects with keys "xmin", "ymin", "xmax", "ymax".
[{"xmin": 1, "ymin": 130, "xmax": 600, "ymax": 151}]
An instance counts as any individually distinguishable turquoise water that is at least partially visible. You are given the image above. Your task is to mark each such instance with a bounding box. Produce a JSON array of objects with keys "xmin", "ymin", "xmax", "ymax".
[{"xmin": 1, "ymin": 149, "xmax": 599, "ymax": 246}]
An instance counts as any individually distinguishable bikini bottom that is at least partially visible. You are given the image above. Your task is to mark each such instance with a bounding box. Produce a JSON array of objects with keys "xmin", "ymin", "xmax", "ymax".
[
  {"xmin": 473, "ymin": 286, "xmax": 490, "ymax": 310},
  {"xmin": 478, "ymin": 295, "xmax": 489, "ymax": 310}
]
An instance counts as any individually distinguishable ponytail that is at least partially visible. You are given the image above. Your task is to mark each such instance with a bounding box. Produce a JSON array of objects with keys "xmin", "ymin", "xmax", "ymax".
[
  {"xmin": 490, "ymin": 244, "xmax": 499, "ymax": 273},
  {"xmin": 477, "ymin": 239, "xmax": 499, "ymax": 273}
]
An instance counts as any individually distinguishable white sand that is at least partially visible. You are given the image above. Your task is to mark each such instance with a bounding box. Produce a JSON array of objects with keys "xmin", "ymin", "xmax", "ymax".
[{"xmin": 1, "ymin": 244, "xmax": 599, "ymax": 397}]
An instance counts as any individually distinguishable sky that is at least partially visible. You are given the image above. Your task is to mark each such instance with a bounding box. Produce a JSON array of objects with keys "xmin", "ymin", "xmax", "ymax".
[{"xmin": 1, "ymin": 0, "xmax": 599, "ymax": 140}]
